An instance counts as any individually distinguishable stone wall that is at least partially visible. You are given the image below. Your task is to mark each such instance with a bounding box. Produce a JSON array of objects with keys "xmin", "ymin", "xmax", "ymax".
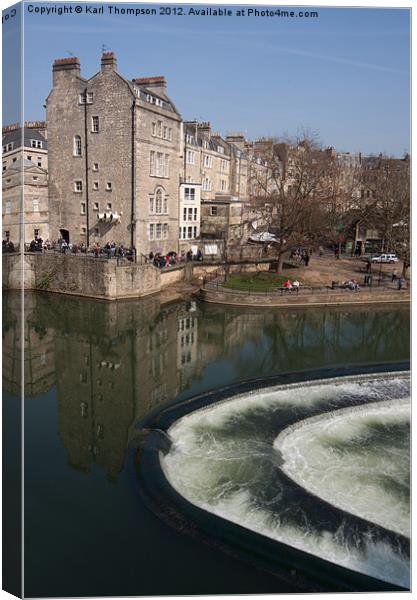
[
  {"xmin": 3, "ymin": 253, "xmax": 161, "ymax": 300},
  {"xmin": 200, "ymin": 286, "xmax": 410, "ymax": 308}
]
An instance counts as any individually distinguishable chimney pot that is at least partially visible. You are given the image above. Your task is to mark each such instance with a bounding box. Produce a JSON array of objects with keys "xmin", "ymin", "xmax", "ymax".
[{"xmin": 101, "ymin": 51, "xmax": 117, "ymax": 71}]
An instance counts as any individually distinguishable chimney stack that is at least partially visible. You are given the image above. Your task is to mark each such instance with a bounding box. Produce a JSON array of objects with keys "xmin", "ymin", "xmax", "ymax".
[
  {"xmin": 101, "ymin": 51, "xmax": 117, "ymax": 72},
  {"xmin": 52, "ymin": 57, "xmax": 80, "ymax": 85}
]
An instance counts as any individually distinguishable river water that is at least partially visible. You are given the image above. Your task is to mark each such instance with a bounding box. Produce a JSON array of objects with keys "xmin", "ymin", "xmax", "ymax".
[{"xmin": 3, "ymin": 291, "xmax": 409, "ymax": 596}]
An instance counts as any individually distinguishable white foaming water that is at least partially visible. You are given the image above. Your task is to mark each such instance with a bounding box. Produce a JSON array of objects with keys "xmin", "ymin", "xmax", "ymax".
[
  {"xmin": 275, "ymin": 399, "xmax": 410, "ymax": 537},
  {"xmin": 161, "ymin": 373, "xmax": 410, "ymax": 588}
]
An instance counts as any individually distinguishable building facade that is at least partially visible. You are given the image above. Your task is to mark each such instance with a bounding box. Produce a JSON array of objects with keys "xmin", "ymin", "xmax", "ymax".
[
  {"xmin": 46, "ymin": 53, "xmax": 182, "ymax": 256},
  {"xmin": 2, "ymin": 123, "xmax": 49, "ymax": 245}
]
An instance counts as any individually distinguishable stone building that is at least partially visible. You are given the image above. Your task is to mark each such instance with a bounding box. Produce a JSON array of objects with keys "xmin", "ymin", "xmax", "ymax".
[
  {"xmin": 46, "ymin": 52, "xmax": 182, "ymax": 256},
  {"xmin": 2, "ymin": 123, "xmax": 49, "ymax": 245}
]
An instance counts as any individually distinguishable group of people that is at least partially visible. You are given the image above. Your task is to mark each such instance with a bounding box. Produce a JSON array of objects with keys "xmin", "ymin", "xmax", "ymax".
[
  {"xmin": 25, "ymin": 237, "xmax": 134, "ymax": 260},
  {"xmin": 291, "ymin": 248, "xmax": 311, "ymax": 267},
  {"xmin": 282, "ymin": 278, "xmax": 300, "ymax": 292},
  {"xmin": 342, "ymin": 278, "xmax": 360, "ymax": 291},
  {"xmin": 149, "ymin": 248, "xmax": 203, "ymax": 268}
]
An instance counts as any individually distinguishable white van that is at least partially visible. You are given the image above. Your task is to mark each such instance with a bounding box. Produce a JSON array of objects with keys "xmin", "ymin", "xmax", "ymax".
[{"xmin": 370, "ymin": 253, "xmax": 399, "ymax": 264}]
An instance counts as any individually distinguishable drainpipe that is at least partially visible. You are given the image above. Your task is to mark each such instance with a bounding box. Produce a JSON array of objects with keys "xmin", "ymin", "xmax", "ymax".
[
  {"xmin": 84, "ymin": 90, "xmax": 90, "ymax": 247},
  {"xmin": 131, "ymin": 100, "xmax": 136, "ymax": 259}
]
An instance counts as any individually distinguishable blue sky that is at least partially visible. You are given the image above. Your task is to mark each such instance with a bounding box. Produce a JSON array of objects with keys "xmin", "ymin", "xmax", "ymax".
[{"xmin": 7, "ymin": 2, "xmax": 412, "ymax": 155}]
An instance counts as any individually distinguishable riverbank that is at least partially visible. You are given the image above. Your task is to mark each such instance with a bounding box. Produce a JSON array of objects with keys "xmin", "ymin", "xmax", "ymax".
[{"xmin": 200, "ymin": 284, "xmax": 410, "ymax": 308}]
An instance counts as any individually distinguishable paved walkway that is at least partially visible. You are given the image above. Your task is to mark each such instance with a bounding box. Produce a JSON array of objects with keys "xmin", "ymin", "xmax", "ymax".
[{"xmin": 278, "ymin": 251, "xmax": 407, "ymax": 289}]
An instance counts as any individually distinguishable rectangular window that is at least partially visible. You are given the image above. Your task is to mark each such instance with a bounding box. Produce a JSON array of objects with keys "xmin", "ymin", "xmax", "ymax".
[
  {"xmin": 152, "ymin": 122, "xmax": 156, "ymax": 136},
  {"xmin": 211, "ymin": 206, "xmax": 218, "ymax": 216},
  {"xmin": 203, "ymin": 178, "xmax": 211, "ymax": 191},
  {"xmin": 32, "ymin": 198, "xmax": 39, "ymax": 212},
  {"xmin": 79, "ymin": 93, "xmax": 86, "ymax": 104},
  {"xmin": 30, "ymin": 140, "xmax": 42, "ymax": 148},
  {"xmin": 74, "ymin": 181, "xmax": 83, "ymax": 192},
  {"xmin": 183, "ymin": 208, "xmax": 187, "ymax": 221},
  {"xmin": 186, "ymin": 151, "xmax": 195, "ymax": 165},
  {"xmin": 32, "ymin": 176, "xmax": 38, "ymax": 181},
  {"xmin": 106, "ymin": 202, "xmax": 112, "ymax": 211},
  {"xmin": 182, "ymin": 227, "xmax": 187, "ymax": 239},
  {"xmin": 184, "ymin": 187, "xmax": 195, "ymax": 201},
  {"xmin": 80, "ymin": 202, "xmax": 86, "ymax": 215},
  {"xmin": 221, "ymin": 159, "xmax": 228, "ymax": 172},
  {"xmin": 150, "ymin": 224, "xmax": 155, "ymax": 240},
  {"xmin": 92, "ymin": 162, "xmax": 99, "ymax": 171},
  {"xmin": 187, "ymin": 226, "xmax": 193, "ymax": 239},
  {"xmin": 156, "ymin": 223, "xmax": 162, "ymax": 239},
  {"xmin": 168, "ymin": 128, "xmax": 172, "ymax": 141},
  {"xmin": 163, "ymin": 126, "xmax": 168, "ymax": 139},
  {"xmin": 220, "ymin": 180, "xmax": 226, "ymax": 192},
  {"xmin": 91, "ymin": 116, "xmax": 99, "ymax": 133},
  {"xmin": 156, "ymin": 152, "xmax": 163, "ymax": 177},
  {"xmin": 188, "ymin": 207, "xmax": 193, "ymax": 221},
  {"xmin": 106, "ymin": 182, "xmax": 112, "ymax": 191},
  {"xmin": 27, "ymin": 156, "xmax": 32, "ymax": 161},
  {"xmin": 150, "ymin": 151, "xmax": 156, "ymax": 176},
  {"xmin": 81, "ymin": 226, "xmax": 87, "ymax": 234},
  {"xmin": 86, "ymin": 92, "xmax": 94, "ymax": 104},
  {"xmin": 149, "ymin": 198, "xmax": 155, "ymax": 214},
  {"xmin": 164, "ymin": 154, "xmax": 169, "ymax": 177},
  {"xmin": 193, "ymin": 226, "xmax": 197, "ymax": 238},
  {"xmin": 217, "ymin": 146, "xmax": 224, "ymax": 154},
  {"xmin": 93, "ymin": 182, "xmax": 99, "ymax": 191},
  {"xmin": 5, "ymin": 201, "xmax": 12, "ymax": 214},
  {"xmin": 194, "ymin": 207, "xmax": 197, "ymax": 221},
  {"xmin": 163, "ymin": 223, "xmax": 168, "ymax": 239},
  {"xmin": 37, "ymin": 158, "xmax": 42, "ymax": 167},
  {"xmin": 157, "ymin": 121, "xmax": 162, "ymax": 137},
  {"xmin": 93, "ymin": 202, "xmax": 99, "ymax": 211},
  {"xmin": 204, "ymin": 155, "xmax": 213, "ymax": 168}
]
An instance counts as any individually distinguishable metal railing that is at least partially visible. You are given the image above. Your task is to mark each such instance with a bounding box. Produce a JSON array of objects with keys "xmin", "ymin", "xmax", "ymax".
[{"xmin": 202, "ymin": 274, "xmax": 409, "ymax": 298}]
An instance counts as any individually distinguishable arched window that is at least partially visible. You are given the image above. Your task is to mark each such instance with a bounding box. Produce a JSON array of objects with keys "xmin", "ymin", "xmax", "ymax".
[
  {"xmin": 155, "ymin": 188, "xmax": 163, "ymax": 214},
  {"xmin": 73, "ymin": 135, "xmax": 82, "ymax": 157}
]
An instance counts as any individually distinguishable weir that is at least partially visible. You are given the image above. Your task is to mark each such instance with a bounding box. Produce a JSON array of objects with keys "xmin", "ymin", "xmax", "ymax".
[{"xmin": 158, "ymin": 372, "xmax": 410, "ymax": 589}]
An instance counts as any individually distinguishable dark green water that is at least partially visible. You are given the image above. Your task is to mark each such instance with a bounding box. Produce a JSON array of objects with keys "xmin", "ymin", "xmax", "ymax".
[{"xmin": 3, "ymin": 291, "xmax": 409, "ymax": 597}]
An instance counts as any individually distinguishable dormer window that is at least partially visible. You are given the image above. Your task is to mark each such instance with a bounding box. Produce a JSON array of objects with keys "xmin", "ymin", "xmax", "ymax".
[
  {"xmin": 30, "ymin": 140, "xmax": 42, "ymax": 148},
  {"xmin": 217, "ymin": 146, "xmax": 224, "ymax": 154}
]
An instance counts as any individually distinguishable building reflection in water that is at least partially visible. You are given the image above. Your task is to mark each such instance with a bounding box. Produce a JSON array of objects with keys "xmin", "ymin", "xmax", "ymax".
[{"xmin": 3, "ymin": 291, "xmax": 409, "ymax": 482}]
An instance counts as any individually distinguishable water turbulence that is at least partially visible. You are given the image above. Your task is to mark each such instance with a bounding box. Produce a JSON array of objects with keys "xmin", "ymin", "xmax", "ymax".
[{"xmin": 161, "ymin": 373, "xmax": 410, "ymax": 588}]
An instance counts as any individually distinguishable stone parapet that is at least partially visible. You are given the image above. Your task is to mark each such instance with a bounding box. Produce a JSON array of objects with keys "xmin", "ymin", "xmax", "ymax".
[{"xmin": 200, "ymin": 286, "xmax": 410, "ymax": 308}]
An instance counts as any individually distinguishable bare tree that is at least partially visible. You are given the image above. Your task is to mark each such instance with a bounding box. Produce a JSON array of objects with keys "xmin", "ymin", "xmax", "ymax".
[
  {"xmin": 357, "ymin": 154, "xmax": 410, "ymax": 274},
  {"xmin": 248, "ymin": 134, "xmax": 341, "ymax": 272}
]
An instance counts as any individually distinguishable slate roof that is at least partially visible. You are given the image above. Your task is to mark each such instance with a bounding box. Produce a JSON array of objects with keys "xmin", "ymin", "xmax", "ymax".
[{"xmin": 2, "ymin": 127, "xmax": 48, "ymax": 150}]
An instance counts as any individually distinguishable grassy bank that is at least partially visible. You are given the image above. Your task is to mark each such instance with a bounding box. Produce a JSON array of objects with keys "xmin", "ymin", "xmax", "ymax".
[{"xmin": 222, "ymin": 272, "xmax": 302, "ymax": 292}]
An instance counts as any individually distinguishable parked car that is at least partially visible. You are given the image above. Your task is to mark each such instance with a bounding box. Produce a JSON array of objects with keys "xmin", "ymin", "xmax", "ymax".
[{"xmin": 370, "ymin": 253, "xmax": 399, "ymax": 264}]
